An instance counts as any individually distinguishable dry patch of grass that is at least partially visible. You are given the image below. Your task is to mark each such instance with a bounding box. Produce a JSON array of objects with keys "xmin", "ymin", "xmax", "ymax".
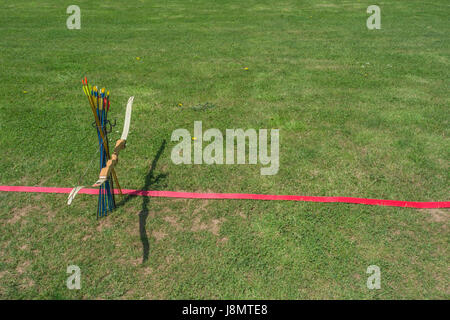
[
  {"xmin": 15, "ymin": 260, "xmax": 31, "ymax": 275},
  {"xmin": 96, "ymin": 217, "xmax": 113, "ymax": 232},
  {"xmin": 6, "ymin": 205, "xmax": 37, "ymax": 224},
  {"xmin": 421, "ymin": 209, "xmax": 449, "ymax": 233},
  {"xmin": 191, "ymin": 217, "xmax": 226, "ymax": 236},
  {"xmin": 163, "ymin": 216, "xmax": 183, "ymax": 231},
  {"xmin": 423, "ymin": 209, "xmax": 449, "ymax": 224},
  {"xmin": 152, "ymin": 230, "xmax": 168, "ymax": 241}
]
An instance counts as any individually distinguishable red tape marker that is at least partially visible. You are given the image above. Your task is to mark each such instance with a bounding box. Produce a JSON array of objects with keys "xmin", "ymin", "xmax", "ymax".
[{"xmin": 0, "ymin": 185, "xmax": 448, "ymax": 209}]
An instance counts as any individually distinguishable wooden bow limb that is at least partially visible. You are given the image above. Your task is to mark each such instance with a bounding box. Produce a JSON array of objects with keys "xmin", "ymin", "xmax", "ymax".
[
  {"xmin": 92, "ymin": 95, "xmax": 133, "ymax": 188},
  {"xmin": 93, "ymin": 139, "xmax": 126, "ymax": 187}
]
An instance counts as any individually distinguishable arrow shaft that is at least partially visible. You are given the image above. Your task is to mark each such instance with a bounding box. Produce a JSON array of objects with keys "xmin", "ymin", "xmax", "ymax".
[{"xmin": 83, "ymin": 80, "xmax": 123, "ymax": 196}]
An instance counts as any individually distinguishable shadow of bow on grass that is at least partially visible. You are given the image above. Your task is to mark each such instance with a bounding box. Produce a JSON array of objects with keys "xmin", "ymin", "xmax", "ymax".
[{"xmin": 116, "ymin": 140, "xmax": 167, "ymax": 263}]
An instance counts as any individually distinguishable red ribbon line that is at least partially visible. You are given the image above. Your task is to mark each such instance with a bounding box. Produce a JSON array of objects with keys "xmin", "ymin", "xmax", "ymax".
[{"xmin": 0, "ymin": 185, "xmax": 448, "ymax": 209}]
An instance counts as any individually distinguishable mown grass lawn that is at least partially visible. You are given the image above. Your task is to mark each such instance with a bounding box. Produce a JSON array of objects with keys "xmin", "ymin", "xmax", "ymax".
[{"xmin": 0, "ymin": 0, "xmax": 448, "ymax": 299}]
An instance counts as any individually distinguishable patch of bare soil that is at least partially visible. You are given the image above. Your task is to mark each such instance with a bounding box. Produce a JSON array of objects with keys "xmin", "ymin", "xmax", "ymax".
[
  {"xmin": 163, "ymin": 216, "xmax": 182, "ymax": 231},
  {"xmin": 16, "ymin": 260, "xmax": 31, "ymax": 275},
  {"xmin": 191, "ymin": 217, "xmax": 226, "ymax": 236},
  {"xmin": 424, "ymin": 209, "xmax": 449, "ymax": 223},
  {"xmin": 96, "ymin": 218, "xmax": 113, "ymax": 232},
  {"xmin": 7, "ymin": 205, "xmax": 37, "ymax": 224},
  {"xmin": 152, "ymin": 230, "xmax": 167, "ymax": 241}
]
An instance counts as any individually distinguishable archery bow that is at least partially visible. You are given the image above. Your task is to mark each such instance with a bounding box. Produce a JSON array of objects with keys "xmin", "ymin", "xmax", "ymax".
[
  {"xmin": 93, "ymin": 96, "xmax": 134, "ymax": 187},
  {"xmin": 67, "ymin": 94, "xmax": 134, "ymax": 205}
]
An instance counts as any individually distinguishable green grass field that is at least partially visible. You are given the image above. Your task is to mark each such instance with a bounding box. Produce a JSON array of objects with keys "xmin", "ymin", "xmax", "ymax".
[{"xmin": 0, "ymin": 0, "xmax": 448, "ymax": 299}]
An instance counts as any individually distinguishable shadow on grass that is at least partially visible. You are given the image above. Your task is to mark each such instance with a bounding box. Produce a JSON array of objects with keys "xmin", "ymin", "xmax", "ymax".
[{"xmin": 116, "ymin": 139, "xmax": 167, "ymax": 263}]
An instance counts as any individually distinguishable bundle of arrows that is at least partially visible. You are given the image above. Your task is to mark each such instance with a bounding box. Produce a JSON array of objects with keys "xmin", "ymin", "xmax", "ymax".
[{"xmin": 67, "ymin": 77, "xmax": 134, "ymax": 219}]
